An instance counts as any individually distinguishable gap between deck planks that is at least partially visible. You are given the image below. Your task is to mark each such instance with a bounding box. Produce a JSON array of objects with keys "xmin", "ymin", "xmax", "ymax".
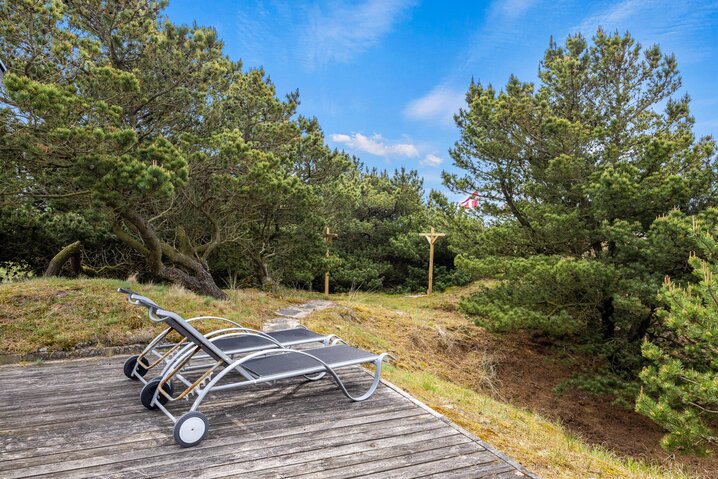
[{"xmin": 0, "ymin": 356, "xmax": 538, "ymax": 479}]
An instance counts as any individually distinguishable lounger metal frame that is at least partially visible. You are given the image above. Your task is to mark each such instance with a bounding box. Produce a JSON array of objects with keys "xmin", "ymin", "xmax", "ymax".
[
  {"xmin": 119, "ymin": 290, "xmax": 394, "ymax": 447},
  {"xmin": 121, "ymin": 290, "xmax": 335, "ymax": 383}
]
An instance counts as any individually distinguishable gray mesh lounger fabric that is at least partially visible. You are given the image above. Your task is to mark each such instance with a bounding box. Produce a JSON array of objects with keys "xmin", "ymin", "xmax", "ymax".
[
  {"xmin": 241, "ymin": 345, "xmax": 379, "ymax": 377},
  {"xmin": 212, "ymin": 328, "xmax": 326, "ymax": 352}
]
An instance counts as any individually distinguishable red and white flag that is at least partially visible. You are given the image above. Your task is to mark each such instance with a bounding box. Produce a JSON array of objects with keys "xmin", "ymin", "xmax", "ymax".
[{"xmin": 459, "ymin": 192, "xmax": 479, "ymax": 209}]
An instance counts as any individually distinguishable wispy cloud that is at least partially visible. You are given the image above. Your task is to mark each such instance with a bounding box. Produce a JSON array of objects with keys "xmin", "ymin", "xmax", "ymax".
[
  {"xmin": 402, "ymin": 0, "xmax": 542, "ymax": 131},
  {"xmin": 464, "ymin": 0, "xmax": 544, "ymax": 66},
  {"xmin": 573, "ymin": 0, "xmax": 718, "ymax": 58},
  {"xmin": 403, "ymin": 85, "xmax": 465, "ymax": 126},
  {"xmin": 236, "ymin": 1, "xmax": 297, "ymax": 67},
  {"xmin": 420, "ymin": 154, "xmax": 444, "ymax": 167},
  {"xmin": 330, "ymin": 133, "xmax": 419, "ymax": 158},
  {"xmin": 491, "ymin": 0, "xmax": 539, "ymax": 20},
  {"xmin": 302, "ymin": 0, "xmax": 415, "ymax": 67},
  {"xmin": 575, "ymin": 0, "xmax": 647, "ymax": 32},
  {"xmin": 235, "ymin": 1, "xmax": 415, "ymax": 70}
]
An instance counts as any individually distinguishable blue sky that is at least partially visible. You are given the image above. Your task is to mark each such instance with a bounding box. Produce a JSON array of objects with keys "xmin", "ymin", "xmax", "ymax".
[{"xmin": 166, "ymin": 0, "xmax": 718, "ymax": 199}]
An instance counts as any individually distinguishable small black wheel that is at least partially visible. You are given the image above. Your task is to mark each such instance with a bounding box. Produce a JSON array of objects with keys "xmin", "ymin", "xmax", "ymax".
[
  {"xmin": 174, "ymin": 411, "xmax": 209, "ymax": 447},
  {"xmin": 123, "ymin": 355, "xmax": 148, "ymax": 380},
  {"xmin": 140, "ymin": 377, "xmax": 173, "ymax": 410}
]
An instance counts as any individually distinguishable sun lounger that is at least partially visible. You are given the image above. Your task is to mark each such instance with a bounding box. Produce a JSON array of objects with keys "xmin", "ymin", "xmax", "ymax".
[
  {"xmin": 119, "ymin": 289, "xmax": 394, "ymax": 447},
  {"xmin": 118, "ymin": 288, "xmax": 336, "ymax": 384}
]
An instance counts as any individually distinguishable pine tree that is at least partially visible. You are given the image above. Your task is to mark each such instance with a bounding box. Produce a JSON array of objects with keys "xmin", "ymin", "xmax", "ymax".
[
  {"xmin": 0, "ymin": 0, "xmax": 229, "ymax": 296},
  {"xmin": 636, "ymin": 223, "xmax": 718, "ymax": 455},
  {"xmin": 446, "ymin": 30, "xmax": 717, "ymax": 384}
]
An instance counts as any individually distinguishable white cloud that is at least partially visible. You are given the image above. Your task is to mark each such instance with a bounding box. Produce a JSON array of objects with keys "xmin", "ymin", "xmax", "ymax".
[
  {"xmin": 420, "ymin": 154, "xmax": 443, "ymax": 167},
  {"xmin": 302, "ymin": 0, "xmax": 415, "ymax": 67},
  {"xmin": 572, "ymin": 0, "xmax": 718, "ymax": 64},
  {"xmin": 491, "ymin": 0, "xmax": 538, "ymax": 20},
  {"xmin": 403, "ymin": 85, "xmax": 465, "ymax": 126},
  {"xmin": 330, "ymin": 133, "xmax": 419, "ymax": 158},
  {"xmin": 575, "ymin": 0, "xmax": 650, "ymax": 33}
]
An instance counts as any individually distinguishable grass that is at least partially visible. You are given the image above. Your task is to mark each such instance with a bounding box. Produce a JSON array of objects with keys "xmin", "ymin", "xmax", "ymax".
[
  {"xmin": 301, "ymin": 289, "xmax": 695, "ymax": 479},
  {"xmin": 0, "ymin": 277, "xmax": 299, "ymax": 355},
  {"xmin": 0, "ymin": 278, "xmax": 698, "ymax": 478}
]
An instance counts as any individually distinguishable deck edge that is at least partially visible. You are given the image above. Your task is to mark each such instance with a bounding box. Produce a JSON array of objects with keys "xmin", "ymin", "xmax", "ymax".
[{"xmin": 373, "ymin": 372, "xmax": 542, "ymax": 479}]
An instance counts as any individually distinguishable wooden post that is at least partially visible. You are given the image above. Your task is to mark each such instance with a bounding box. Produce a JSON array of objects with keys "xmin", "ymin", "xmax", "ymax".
[
  {"xmin": 323, "ymin": 226, "xmax": 338, "ymax": 296},
  {"xmin": 418, "ymin": 227, "xmax": 445, "ymax": 295}
]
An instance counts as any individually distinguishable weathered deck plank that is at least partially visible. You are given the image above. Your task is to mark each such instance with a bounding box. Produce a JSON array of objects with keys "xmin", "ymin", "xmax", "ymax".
[{"xmin": 0, "ymin": 357, "xmax": 537, "ymax": 479}]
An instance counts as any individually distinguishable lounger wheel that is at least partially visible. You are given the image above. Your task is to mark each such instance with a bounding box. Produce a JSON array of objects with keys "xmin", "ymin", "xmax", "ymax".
[
  {"xmin": 174, "ymin": 412, "xmax": 208, "ymax": 447},
  {"xmin": 123, "ymin": 355, "xmax": 148, "ymax": 380},
  {"xmin": 140, "ymin": 377, "xmax": 173, "ymax": 410}
]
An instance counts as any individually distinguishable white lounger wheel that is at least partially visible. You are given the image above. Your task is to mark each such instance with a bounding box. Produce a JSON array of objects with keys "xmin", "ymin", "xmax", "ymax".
[{"xmin": 174, "ymin": 412, "xmax": 208, "ymax": 447}]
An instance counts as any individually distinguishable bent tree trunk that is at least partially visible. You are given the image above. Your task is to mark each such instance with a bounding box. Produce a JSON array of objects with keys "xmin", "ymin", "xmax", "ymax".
[
  {"xmin": 44, "ymin": 241, "xmax": 82, "ymax": 277},
  {"xmin": 112, "ymin": 212, "xmax": 227, "ymax": 299},
  {"xmin": 156, "ymin": 257, "xmax": 226, "ymax": 299}
]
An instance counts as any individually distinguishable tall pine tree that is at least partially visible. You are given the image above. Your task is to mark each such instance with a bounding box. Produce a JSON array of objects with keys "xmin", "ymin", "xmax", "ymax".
[{"xmin": 446, "ymin": 30, "xmax": 717, "ymax": 384}]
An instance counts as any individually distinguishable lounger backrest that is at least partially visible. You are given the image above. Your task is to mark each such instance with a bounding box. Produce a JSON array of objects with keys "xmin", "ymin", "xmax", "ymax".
[
  {"xmin": 153, "ymin": 308, "xmax": 232, "ymax": 364},
  {"xmin": 118, "ymin": 288, "xmax": 231, "ymax": 364}
]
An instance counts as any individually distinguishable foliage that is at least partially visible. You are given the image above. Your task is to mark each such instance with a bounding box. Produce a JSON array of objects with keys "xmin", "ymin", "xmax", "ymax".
[
  {"xmin": 428, "ymin": 190, "xmax": 485, "ymax": 260},
  {"xmin": 324, "ymin": 168, "xmax": 465, "ymax": 293},
  {"xmin": 0, "ymin": 262, "xmax": 33, "ymax": 283},
  {"xmin": 446, "ymin": 30, "xmax": 717, "ymax": 388},
  {"xmin": 636, "ymin": 226, "xmax": 718, "ymax": 455},
  {"xmin": 0, "ymin": 1, "xmax": 465, "ymax": 294},
  {"xmin": 0, "ymin": 0, "xmax": 230, "ymax": 296}
]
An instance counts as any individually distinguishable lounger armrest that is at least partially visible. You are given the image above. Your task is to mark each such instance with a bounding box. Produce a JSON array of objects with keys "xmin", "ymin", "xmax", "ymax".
[{"xmin": 117, "ymin": 287, "xmax": 137, "ymax": 296}]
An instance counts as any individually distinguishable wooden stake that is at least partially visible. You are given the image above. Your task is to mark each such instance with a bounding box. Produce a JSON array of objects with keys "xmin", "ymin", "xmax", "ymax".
[
  {"xmin": 418, "ymin": 227, "xmax": 445, "ymax": 295},
  {"xmin": 323, "ymin": 226, "xmax": 338, "ymax": 296}
]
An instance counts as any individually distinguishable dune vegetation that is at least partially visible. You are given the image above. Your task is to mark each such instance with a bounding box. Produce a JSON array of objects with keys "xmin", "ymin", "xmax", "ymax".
[{"xmin": 1, "ymin": 277, "xmax": 712, "ymax": 478}]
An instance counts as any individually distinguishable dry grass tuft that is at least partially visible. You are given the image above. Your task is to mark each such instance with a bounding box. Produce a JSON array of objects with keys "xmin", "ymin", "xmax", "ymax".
[{"xmin": 305, "ymin": 297, "xmax": 502, "ymax": 400}]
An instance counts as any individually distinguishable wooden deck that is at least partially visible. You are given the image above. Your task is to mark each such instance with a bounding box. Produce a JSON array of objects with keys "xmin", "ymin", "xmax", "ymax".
[{"xmin": 0, "ymin": 357, "xmax": 536, "ymax": 478}]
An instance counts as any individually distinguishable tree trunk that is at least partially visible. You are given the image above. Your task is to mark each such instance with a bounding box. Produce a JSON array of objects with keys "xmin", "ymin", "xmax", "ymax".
[
  {"xmin": 629, "ymin": 306, "xmax": 655, "ymax": 342},
  {"xmin": 598, "ymin": 296, "xmax": 615, "ymax": 340},
  {"xmin": 254, "ymin": 257, "xmax": 274, "ymax": 292},
  {"xmin": 112, "ymin": 212, "xmax": 227, "ymax": 300},
  {"xmin": 69, "ymin": 251, "xmax": 82, "ymax": 276},
  {"xmin": 156, "ymin": 264, "xmax": 227, "ymax": 299},
  {"xmin": 44, "ymin": 241, "xmax": 81, "ymax": 277}
]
